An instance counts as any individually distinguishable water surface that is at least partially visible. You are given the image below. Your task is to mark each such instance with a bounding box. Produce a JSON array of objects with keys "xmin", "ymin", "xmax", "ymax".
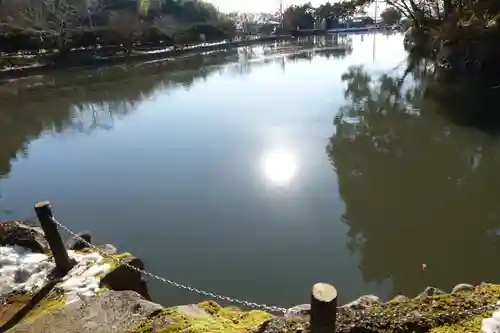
[{"xmin": 1, "ymin": 33, "xmax": 500, "ymax": 308}]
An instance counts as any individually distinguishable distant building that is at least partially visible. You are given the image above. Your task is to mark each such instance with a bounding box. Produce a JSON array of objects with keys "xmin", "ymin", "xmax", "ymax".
[
  {"xmin": 326, "ymin": 16, "xmax": 375, "ymax": 29},
  {"xmin": 348, "ymin": 17, "xmax": 375, "ymax": 27}
]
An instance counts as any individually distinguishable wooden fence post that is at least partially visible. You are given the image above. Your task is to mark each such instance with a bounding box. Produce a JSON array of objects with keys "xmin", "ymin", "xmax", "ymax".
[
  {"xmin": 34, "ymin": 201, "xmax": 73, "ymax": 277},
  {"xmin": 310, "ymin": 283, "xmax": 337, "ymax": 333}
]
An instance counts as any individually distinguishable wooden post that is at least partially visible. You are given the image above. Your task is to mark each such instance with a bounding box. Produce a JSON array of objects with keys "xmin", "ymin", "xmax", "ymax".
[
  {"xmin": 34, "ymin": 201, "xmax": 73, "ymax": 277},
  {"xmin": 310, "ymin": 283, "xmax": 337, "ymax": 333}
]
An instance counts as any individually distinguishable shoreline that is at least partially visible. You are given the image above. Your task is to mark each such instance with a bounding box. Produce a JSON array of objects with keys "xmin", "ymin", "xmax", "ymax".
[
  {"xmin": 0, "ymin": 35, "xmax": 296, "ymax": 80},
  {"xmin": 1, "ymin": 219, "xmax": 499, "ymax": 333},
  {"xmin": 0, "ymin": 30, "xmax": 372, "ymax": 81}
]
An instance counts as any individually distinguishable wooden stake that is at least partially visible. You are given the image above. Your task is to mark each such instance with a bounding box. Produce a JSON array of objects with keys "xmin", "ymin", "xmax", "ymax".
[
  {"xmin": 34, "ymin": 201, "xmax": 73, "ymax": 276},
  {"xmin": 310, "ymin": 283, "xmax": 337, "ymax": 333}
]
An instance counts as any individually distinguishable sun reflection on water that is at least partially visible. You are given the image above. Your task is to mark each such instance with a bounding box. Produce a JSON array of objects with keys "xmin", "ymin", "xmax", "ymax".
[{"xmin": 261, "ymin": 149, "xmax": 298, "ymax": 186}]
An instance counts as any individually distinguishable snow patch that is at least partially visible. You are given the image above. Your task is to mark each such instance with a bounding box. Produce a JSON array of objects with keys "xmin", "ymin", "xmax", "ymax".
[
  {"xmin": 0, "ymin": 246, "xmax": 54, "ymax": 296},
  {"xmin": 61, "ymin": 251, "xmax": 112, "ymax": 304},
  {"xmin": 0, "ymin": 246, "xmax": 113, "ymax": 303},
  {"xmin": 482, "ymin": 306, "xmax": 500, "ymax": 333}
]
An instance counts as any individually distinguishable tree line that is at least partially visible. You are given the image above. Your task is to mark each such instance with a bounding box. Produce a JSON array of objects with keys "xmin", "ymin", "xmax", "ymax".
[
  {"xmin": 273, "ymin": 1, "xmax": 407, "ymax": 33},
  {"xmin": 279, "ymin": 1, "xmax": 367, "ymax": 31},
  {"xmin": 0, "ymin": 0, "xmax": 236, "ymax": 55},
  {"xmin": 276, "ymin": 0, "xmax": 500, "ymax": 80},
  {"xmin": 383, "ymin": 0, "xmax": 500, "ymax": 80}
]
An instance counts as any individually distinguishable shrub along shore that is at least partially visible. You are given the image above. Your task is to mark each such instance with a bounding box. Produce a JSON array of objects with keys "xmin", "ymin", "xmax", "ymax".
[
  {"xmin": 0, "ymin": 0, "xmax": 239, "ymax": 76},
  {"xmin": 398, "ymin": 0, "xmax": 500, "ymax": 83}
]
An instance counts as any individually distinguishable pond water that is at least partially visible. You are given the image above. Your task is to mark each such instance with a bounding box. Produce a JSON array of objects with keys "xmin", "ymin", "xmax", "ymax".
[{"xmin": 1, "ymin": 33, "xmax": 500, "ymax": 308}]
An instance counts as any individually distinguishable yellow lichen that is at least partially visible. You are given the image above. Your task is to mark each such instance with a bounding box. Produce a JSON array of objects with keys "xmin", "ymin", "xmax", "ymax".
[
  {"xmin": 424, "ymin": 284, "xmax": 500, "ymax": 333},
  {"xmin": 157, "ymin": 307, "xmax": 271, "ymax": 333},
  {"xmin": 23, "ymin": 296, "xmax": 66, "ymax": 323},
  {"xmin": 373, "ymin": 283, "xmax": 500, "ymax": 318},
  {"xmin": 429, "ymin": 314, "xmax": 490, "ymax": 333},
  {"xmin": 96, "ymin": 287, "xmax": 111, "ymax": 295},
  {"xmin": 96, "ymin": 252, "xmax": 132, "ymax": 279},
  {"xmin": 198, "ymin": 301, "xmax": 222, "ymax": 315},
  {"xmin": 332, "ymin": 283, "xmax": 500, "ymax": 333},
  {"xmin": 102, "ymin": 252, "xmax": 132, "ymax": 269},
  {"xmin": 1, "ymin": 251, "xmax": 135, "ymax": 326},
  {"xmin": 129, "ymin": 301, "xmax": 272, "ymax": 333},
  {"xmin": 129, "ymin": 284, "xmax": 500, "ymax": 333},
  {"xmin": 70, "ymin": 250, "xmax": 132, "ymax": 280},
  {"xmin": 73, "ymin": 249, "xmax": 131, "ymax": 265},
  {"xmin": 0, "ymin": 293, "xmax": 66, "ymax": 325}
]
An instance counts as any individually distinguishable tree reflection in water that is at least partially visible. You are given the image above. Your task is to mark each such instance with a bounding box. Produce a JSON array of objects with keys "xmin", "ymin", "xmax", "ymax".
[
  {"xmin": 328, "ymin": 58, "xmax": 500, "ymax": 297},
  {"xmin": 0, "ymin": 49, "xmax": 240, "ymax": 178},
  {"xmin": 0, "ymin": 40, "xmax": 353, "ymax": 179}
]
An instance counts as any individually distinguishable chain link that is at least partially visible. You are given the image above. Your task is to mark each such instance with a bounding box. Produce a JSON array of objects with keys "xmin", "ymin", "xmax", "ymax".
[
  {"xmin": 18, "ymin": 215, "xmax": 500, "ymax": 319},
  {"xmin": 49, "ymin": 217, "xmax": 288, "ymax": 314}
]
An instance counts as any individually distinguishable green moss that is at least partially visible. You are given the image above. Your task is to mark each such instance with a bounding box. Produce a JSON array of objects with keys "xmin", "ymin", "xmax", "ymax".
[
  {"xmin": 129, "ymin": 284, "xmax": 500, "ymax": 333},
  {"xmin": 429, "ymin": 314, "xmax": 490, "ymax": 333},
  {"xmin": 56, "ymin": 250, "xmax": 133, "ymax": 280},
  {"xmin": 0, "ymin": 293, "xmax": 66, "ymax": 325},
  {"xmin": 374, "ymin": 284, "xmax": 500, "ymax": 317},
  {"xmin": 96, "ymin": 287, "xmax": 111, "ymax": 296},
  {"xmin": 96, "ymin": 252, "xmax": 132, "ymax": 279},
  {"xmin": 103, "ymin": 252, "xmax": 132, "ymax": 268},
  {"xmin": 129, "ymin": 301, "xmax": 272, "ymax": 333},
  {"xmin": 424, "ymin": 285, "xmax": 500, "ymax": 333},
  {"xmin": 332, "ymin": 283, "xmax": 500, "ymax": 333},
  {"xmin": 0, "ymin": 251, "xmax": 135, "ymax": 327},
  {"xmin": 110, "ymin": 252, "xmax": 133, "ymax": 260},
  {"xmin": 23, "ymin": 296, "xmax": 66, "ymax": 323},
  {"xmin": 198, "ymin": 301, "xmax": 222, "ymax": 315},
  {"xmin": 73, "ymin": 249, "xmax": 131, "ymax": 262},
  {"xmin": 130, "ymin": 316, "xmax": 154, "ymax": 333}
]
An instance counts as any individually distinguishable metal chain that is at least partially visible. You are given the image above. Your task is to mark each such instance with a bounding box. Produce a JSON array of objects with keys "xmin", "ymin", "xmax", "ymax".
[
  {"xmin": 18, "ymin": 216, "xmax": 500, "ymax": 319},
  {"xmin": 49, "ymin": 217, "xmax": 288, "ymax": 314}
]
